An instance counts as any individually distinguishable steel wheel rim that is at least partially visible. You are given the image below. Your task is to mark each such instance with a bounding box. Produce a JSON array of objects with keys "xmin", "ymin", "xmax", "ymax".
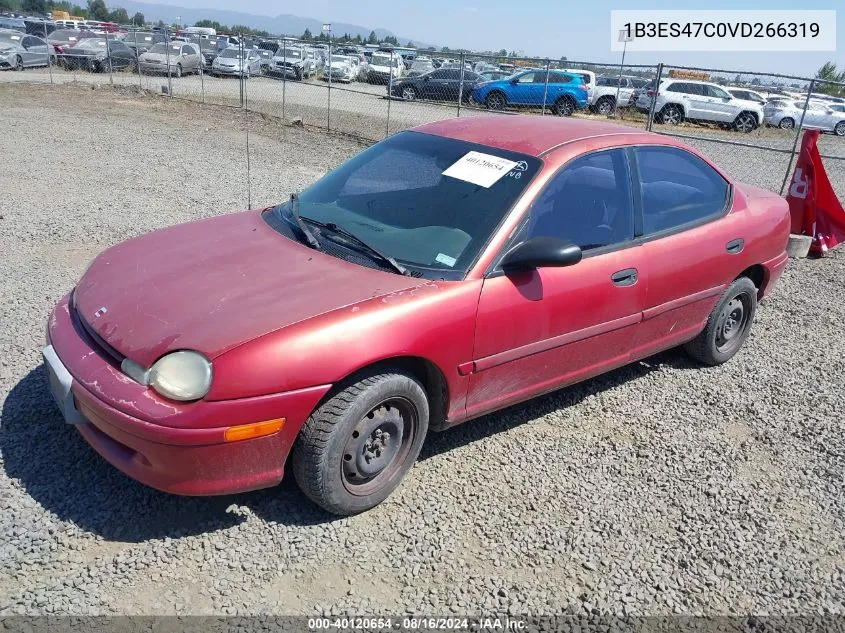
[
  {"xmin": 16, "ymin": 56, "xmax": 23, "ymax": 71},
  {"xmin": 715, "ymin": 296, "xmax": 750, "ymax": 353},
  {"xmin": 341, "ymin": 397, "xmax": 418, "ymax": 496}
]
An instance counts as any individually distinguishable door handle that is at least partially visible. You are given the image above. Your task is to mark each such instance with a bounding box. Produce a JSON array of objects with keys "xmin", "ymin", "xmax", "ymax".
[
  {"xmin": 611, "ymin": 268, "xmax": 638, "ymax": 287},
  {"xmin": 726, "ymin": 238, "xmax": 744, "ymax": 254}
]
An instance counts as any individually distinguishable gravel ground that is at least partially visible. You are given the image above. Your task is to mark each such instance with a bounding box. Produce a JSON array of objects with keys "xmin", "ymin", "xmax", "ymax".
[{"xmin": 1, "ymin": 82, "xmax": 844, "ymax": 618}]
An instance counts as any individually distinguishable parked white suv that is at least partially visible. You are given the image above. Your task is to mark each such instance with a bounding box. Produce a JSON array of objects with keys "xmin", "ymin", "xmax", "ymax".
[{"xmin": 636, "ymin": 79, "xmax": 764, "ymax": 133}]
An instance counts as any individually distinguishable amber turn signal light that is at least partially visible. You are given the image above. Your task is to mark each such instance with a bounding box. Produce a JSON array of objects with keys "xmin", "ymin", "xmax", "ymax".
[{"xmin": 223, "ymin": 418, "xmax": 285, "ymax": 442}]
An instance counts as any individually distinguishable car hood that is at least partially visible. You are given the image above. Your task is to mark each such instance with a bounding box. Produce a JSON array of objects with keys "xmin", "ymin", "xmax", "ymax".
[
  {"xmin": 74, "ymin": 210, "xmax": 424, "ymax": 367},
  {"xmin": 139, "ymin": 52, "xmax": 171, "ymax": 61}
]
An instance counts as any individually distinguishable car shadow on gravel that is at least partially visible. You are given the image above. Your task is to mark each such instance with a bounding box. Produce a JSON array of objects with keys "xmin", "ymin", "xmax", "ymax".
[
  {"xmin": 1, "ymin": 366, "xmax": 334, "ymax": 541},
  {"xmin": 2, "ymin": 351, "xmax": 697, "ymax": 540},
  {"xmin": 419, "ymin": 348, "xmax": 699, "ymax": 460}
]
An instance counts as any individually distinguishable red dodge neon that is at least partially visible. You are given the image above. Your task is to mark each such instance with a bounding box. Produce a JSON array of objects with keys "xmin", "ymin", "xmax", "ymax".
[{"xmin": 44, "ymin": 116, "xmax": 790, "ymax": 515}]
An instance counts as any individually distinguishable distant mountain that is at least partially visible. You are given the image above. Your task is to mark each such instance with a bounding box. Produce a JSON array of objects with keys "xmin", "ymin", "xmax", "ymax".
[{"xmin": 114, "ymin": 0, "xmax": 437, "ymax": 48}]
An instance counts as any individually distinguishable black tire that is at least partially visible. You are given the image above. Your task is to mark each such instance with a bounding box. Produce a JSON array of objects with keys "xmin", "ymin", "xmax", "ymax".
[
  {"xmin": 292, "ymin": 368, "xmax": 430, "ymax": 515},
  {"xmin": 733, "ymin": 112, "xmax": 757, "ymax": 133},
  {"xmin": 295, "ymin": 69, "xmax": 302, "ymax": 80},
  {"xmin": 485, "ymin": 90, "xmax": 506, "ymax": 111},
  {"xmin": 15, "ymin": 55, "xmax": 23, "ymax": 71},
  {"xmin": 778, "ymin": 117, "xmax": 795, "ymax": 130},
  {"xmin": 834, "ymin": 121, "xmax": 845, "ymax": 137},
  {"xmin": 553, "ymin": 95, "xmax": 575, "ymax": 117},
  {"xmin": 596, "ymin": 96, "xmax": 615, "ymax": 116},
  {"xmin": 174, "ymin": 63, "xmax": 182, "ymax": 78},
  {"xmin": 683, "ymin": 277, "xmax": 758, "ymax": 366},
  {"xmin": 401, "ymin": 85, "xmax": 417, "ymax": 101},
  {"xmin": 99, "ymin": 58, "xmax": 111, "ymax": 74},
  {"xmin": 661, "ymin": 104, "xmax": 683, "ymax": 125}
]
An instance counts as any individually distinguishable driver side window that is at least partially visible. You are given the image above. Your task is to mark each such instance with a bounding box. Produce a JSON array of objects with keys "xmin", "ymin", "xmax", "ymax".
[
  {"xmin": 526, "ymin": 149, "xmax": 634, "ymax": 251},
  {"xmin": 515, "ymin": 72, "xmax": 535, "ymax": 84}
]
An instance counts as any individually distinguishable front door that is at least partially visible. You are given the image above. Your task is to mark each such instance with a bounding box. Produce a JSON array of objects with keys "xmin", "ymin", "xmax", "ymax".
[{"xmin": 467, "ymin": 148, "xmax": 647, "ymax": 418}]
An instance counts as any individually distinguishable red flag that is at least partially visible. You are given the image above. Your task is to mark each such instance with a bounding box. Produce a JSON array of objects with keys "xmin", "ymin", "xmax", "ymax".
[{"xmin": 786, "ymin": 129, "xmax": 845, "ymax": 256}]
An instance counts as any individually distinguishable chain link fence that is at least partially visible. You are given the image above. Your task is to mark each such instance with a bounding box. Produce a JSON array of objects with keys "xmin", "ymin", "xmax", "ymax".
[{"xmin": 4, "ymin": 21, "xmax": 845, "ymax": 203}]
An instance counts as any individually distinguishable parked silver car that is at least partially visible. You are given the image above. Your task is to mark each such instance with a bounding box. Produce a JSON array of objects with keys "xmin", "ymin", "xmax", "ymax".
[
  {"xmin": 138, "ymin": 42, "xmax": 201, "ymax": 77},
  {"xmin": 211, "ymin": 47, "xmax": 261, "ymax": 77},
  {"xmin": 270, "ymin": 46, "xmax": 313, "ymax": 79},
  {"xmin": 763, "ymin": 99, "xmax": 845, "ymax": 135},
  {"xmin": 0, "ymin": 30, "xmax": 50, "ymax": 70}
]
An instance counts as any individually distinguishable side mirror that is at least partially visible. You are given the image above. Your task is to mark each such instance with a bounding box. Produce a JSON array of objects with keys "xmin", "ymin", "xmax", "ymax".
[
  {"xmin": 500, "ymin": 237, "xmax": 582, "ymax": 273},
  {"xmin": 510, "ymin": 78, "xmax": 518, "ymax": 84}
]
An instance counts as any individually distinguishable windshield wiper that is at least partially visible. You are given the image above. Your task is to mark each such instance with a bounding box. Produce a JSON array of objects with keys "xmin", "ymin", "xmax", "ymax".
[
  {"xmin": 284, "ymin": 193, "xmax": 320, "ymax": 249},
  {"xmin": 301, "ymin": 218, "xmax": 410, "ymax": 276}
]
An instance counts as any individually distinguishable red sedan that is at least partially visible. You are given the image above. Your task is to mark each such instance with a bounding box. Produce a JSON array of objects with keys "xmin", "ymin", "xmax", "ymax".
[{"xmin": 44, "ymin": 116, "xmax": 790, "ymax": 515}]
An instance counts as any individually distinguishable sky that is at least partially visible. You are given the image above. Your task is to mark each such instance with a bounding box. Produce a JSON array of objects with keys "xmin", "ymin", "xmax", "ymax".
[{"xmin": 137, "ymin": 0, "xmax": 842, "ymax": 78}]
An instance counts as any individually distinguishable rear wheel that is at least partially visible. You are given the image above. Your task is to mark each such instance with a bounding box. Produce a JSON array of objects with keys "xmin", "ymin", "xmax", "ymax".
[
  {"xmin": 401, "ymin": 85, "xmax": 417, "ymax": 101},
  {"xmin": 553, "ymin": 95, "xmax": 575, "ymax": 116},
  {"xmin": 15, "ymin": 55, "xmax": 23, "ymax": 71},
  {"xmin": 485, "ymin": 91, "xmax": 506, "ymax": 111},
  {"xmin": 834, "ymin": 121, "xmax": 845, "ymax": 137},
  {"xmin": 596, "ymin": 96, "xmax": 615, "ymax": 116},
  {"xmin": 778, "ymin": 117, "xmax": 795, "ymax": 130},
  {"xmin": 292, "ymin": 368, "xmax": 429, "ymax": 515},
  {"xmin": 684, "ymin": 277, "xmax": 757, "ymax": 366},
  {"xmin": 660, "ymin": 104, "xmax": 683, "ymax": 125},
  {"xmin": 733, "ymin": 112, "xmax": 757, "ymax": 133}
]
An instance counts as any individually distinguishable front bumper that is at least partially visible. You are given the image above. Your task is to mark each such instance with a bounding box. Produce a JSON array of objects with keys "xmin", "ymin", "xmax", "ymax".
[
  {"xmin": 45, "ymin": 293, "xmax": 331, "ymax": 496},
  {"xmin": 212, "ymin": 66, "xmax": 244, "ymax": 75}
]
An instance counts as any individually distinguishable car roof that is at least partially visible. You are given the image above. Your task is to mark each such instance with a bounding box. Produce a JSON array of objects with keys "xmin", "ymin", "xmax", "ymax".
[{"xmin": 412, "ymin": 116, "xmax": 663, "ymax": 158}]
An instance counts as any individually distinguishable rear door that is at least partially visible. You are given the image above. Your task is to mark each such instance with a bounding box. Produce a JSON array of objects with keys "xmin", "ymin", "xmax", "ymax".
[
  {"xmin": 468, "ymin": 148, "xmax": 647, "ymax": 418},
  {"xmin": 630, "ymin": 145, "xmax": 741, "ymax": 358}
]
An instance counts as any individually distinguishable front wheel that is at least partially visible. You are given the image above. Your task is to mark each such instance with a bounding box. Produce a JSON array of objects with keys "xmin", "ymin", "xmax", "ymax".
[
  {"xmin": 174, "ymin": 63, "xmax": 182, "ymax": 78},
  {"xmin": 15, "ymin": 55, "xmax": 23, "ymax": 71},
  {"xmin": 834, "ymin": 121, "xmax": 845, "ymax": 137},
  {"xmin": 778, "ymin": 117, "xmax": 795, "ymax": 130},
  {"xmin": 595, "ymin": 96, "xmax": 615, "ymax": 116},
  {"xmin": 401, "ymin": 85, "xmax": 417, "ymax": 101},
  {"xmin": 292, "ymin": 368, "xmax": 430, "ymax": 515},
  {"xmin": 684, "ymin": 277, "xmax": 757, "ymax": 366}
]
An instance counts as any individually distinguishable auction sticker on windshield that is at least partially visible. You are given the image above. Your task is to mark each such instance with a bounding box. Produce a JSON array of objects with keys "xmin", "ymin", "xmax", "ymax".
[{"xmin": 443, "ymin": 151, "xmax": 519, "ymax": 188}]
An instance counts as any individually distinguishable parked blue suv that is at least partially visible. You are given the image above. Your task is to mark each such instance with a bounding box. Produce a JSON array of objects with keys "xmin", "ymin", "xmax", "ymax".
[{"xmin": 471, "ymin": 69, "xmax": 589, "ymax": 116}]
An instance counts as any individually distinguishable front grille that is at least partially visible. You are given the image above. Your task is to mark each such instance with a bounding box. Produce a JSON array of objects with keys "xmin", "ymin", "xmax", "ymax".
[{"xmin": 71, "ymin": 295, "xmax": 124, "ymax": 366}]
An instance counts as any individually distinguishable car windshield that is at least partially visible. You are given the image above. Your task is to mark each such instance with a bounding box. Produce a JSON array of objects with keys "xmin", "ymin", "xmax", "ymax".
[
  {"xmin": 372, "ymin": 54, "xmax": 395, "ymax": 67},
  {"xmin": 0, "ymin": 32, "xmax": 22, "ymax": 47},
  {"xmin": 219, "ymin": 48, "xmax": 244, "ymax": 58},
  {"xmin": 283, "ymin": 48, "xmax": 302, "ymax": 59},
  {"xmin": 267, "ymin": 131, "xmax": 541, "ymax": 279},
  {"xmin": 331, "ymin": 55, "xmax": 347, "ymax": 62},
  {"xmin": 147, "ymin": 43, "xmax": 181, "ymax": 54},
  {"xmin": 74, "ymin": 38, "xmax": 106, "ymax": 48}
]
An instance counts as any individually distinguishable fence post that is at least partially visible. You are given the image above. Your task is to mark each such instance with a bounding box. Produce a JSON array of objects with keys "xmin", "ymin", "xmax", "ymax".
[
  {"xmin": 541, "ymin": 59, "xmax": 550, "ymax": 115},
  {"xmin": 281, "ymin": 39, "xmax": 286, "ymax": 119},
  {"xmin": 164, "ymin": 30, "xmax": 172, "ymax": 98},
  {"xmin": 646, "ymin": 62, "xmax": 663, "ymax": 131},
  {"xmin": 457, "ymin": 52, "xmax": 465, "ymax": 117},
  {"xmin": 780, "ymin": 79, "xmax": 816, "ymax": 196},
  {"xmin": 133, "ymin": 29, "xmax": 141, "ymax": 92},
  {"xmin": 43, "ymin": 20, "xmax": 53, "ymax": 85},
  {"xmin": 104, "ymin": 32, "xmax": 113, "ymax": 85},
  {"xmin": 327, "ymin": 40, "xmax": 332, "ymax": 132},
  {"xmin": 243, "ymin": 40, "xmax": 249, "ymax": 112},
  {"xmin": 386, "ymin": 50, "xmax": 394, "ymax": 137},
  {"xmin": 198, "ymin": 41, "xmax": 204, "ymax": 103},
  {"xmin": 238, "ymin": 36, "xmax": 245, "ymax": 107}
]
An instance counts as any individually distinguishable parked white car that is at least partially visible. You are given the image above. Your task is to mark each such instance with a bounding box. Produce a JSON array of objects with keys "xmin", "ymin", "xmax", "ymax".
[
  {"xmin": 325, "ymin": 55, "xmax": 356, "ymax": 82},
  {"xmin": 725, "ymin": 86, "xmax": 767, "ymax": 105},
  {"xmin": 763, "ymin": 99, "xmax": 845, "ymax": 135},
  {"xmin": 366, "ymin": 50, "xmax": 405, "ymax": 84},
  {"xmin": 636, "ymin": 78, "xmax": 764, "ymax": 133},
  {"xmin": 590, "ymin": 76, "xmax": 649, "ymax": 115}
]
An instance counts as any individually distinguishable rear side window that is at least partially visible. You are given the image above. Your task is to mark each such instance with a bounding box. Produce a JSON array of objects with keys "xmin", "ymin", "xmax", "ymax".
[
  {"xmin": 634, "ymin": 147, "xmax": 730, "ymax": 235},
  {"xmin": 527, "ymin": 149, "xmax": 634, "ymax": 251}
]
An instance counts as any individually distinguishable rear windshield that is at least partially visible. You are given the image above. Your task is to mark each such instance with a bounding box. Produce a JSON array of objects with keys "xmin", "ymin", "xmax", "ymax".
[{"xmin": 266, "ymin": 131, "xmax": 541, "ymax": 279}]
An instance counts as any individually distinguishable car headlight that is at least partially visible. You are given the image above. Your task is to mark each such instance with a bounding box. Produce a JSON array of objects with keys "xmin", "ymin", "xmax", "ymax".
[{"xmin": 145, "ymin": 350, "xmax": 213, "ymax": 401}]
